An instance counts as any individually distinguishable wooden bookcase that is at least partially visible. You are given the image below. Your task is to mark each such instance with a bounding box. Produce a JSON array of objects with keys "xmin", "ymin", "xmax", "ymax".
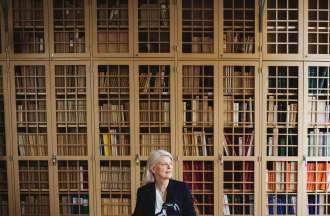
[
  {"xmin": 220, "ymin": 0, "xmax": 259, "ymax": 59},
  {"xmin": 49, "ymin": 0, "xmax": 90, "ymax": 57},
  {"xmin": 2, "ymin": 1, "xmax": 330, "ymax": 216},
  {"xmin": 8, "ymin": 0, "xmax": 50, "ymax": 59},
  {"xmin": 304, "ymin": 62, "xmax": 330, "ymax": 215}
]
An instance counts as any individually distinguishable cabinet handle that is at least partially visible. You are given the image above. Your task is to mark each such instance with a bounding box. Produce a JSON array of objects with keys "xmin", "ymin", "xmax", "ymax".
[
  {"xmin": 135, "ymin": 154, "xmax": 140, "ymax": 165},
  {"xmin": 303, "ymin": 155, "xmax": 307, "ymax": 166},
  {"xmin": 52, "ymin": 154, "xmax": 57, "ymax": 165},
  {"xmin": 219, "ymin": 154, "xmax": 224, "ymax": 165}
]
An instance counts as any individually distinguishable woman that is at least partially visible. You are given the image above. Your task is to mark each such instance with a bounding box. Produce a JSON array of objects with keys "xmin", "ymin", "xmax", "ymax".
[{"xmin": 133, "ymin": 149, "xmax": 196, "ymax": 216}]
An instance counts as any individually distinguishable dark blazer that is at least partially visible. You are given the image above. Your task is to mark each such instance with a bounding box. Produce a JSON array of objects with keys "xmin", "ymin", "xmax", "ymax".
[{"xmin": 133, "ymin": 179, "xmax": 196, "ymax": 216}]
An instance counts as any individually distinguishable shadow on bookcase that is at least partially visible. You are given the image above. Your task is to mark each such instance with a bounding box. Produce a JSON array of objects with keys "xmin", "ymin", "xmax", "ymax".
[{"xmin": 0, "ymin": 161, "xmax": 8, "ymax": 216}]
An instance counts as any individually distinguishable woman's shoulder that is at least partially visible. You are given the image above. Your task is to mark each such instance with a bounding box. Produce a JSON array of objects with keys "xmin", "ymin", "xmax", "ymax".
[
  {"xmin": 137, "ymin": 182, "xmax": 154, "ymax": 194},
  {"xmin": 169, "ymin": 179, "xmax": 190, "ymax": 190}
]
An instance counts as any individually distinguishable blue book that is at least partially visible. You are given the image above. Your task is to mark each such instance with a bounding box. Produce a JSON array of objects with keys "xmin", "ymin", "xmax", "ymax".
[
  {"xmin": 308, "ymin": 194, "xmax": 320, "ymax": 215},
  {"xmin": 268, "ymin": 194, "xmax": 274, "ymax": 215}
]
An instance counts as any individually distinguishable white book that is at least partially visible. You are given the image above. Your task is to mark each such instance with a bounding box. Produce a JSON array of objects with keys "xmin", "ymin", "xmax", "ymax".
[
  {"xmin": 238, "ymin": 136, "xmax": 243, "ymax": 156},
  {"xmin": 327, "ymin": 171, "xmax": 330, "ymax": 192},
  {"xmin": 268, "ymin": 136, "xmax": 273, "ymax": 156},
  {"xmin": 233, "ymin": 102, "xmax": 239, "ymax": 126},
  {"xmin": 223, "ymin": 194, "xmax": 231, "ymax": 215}
]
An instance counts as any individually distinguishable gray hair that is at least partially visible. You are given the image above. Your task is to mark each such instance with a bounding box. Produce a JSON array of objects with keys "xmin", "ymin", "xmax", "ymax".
[{"xmin": 143, "ymin": 149, "xmax": 173, "ymax": 185}]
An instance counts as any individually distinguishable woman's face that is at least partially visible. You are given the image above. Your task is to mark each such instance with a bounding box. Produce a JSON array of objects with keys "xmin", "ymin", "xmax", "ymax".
[{"xmin": 152, "ymin": 155, "xmax": 173, "ymax": 180}]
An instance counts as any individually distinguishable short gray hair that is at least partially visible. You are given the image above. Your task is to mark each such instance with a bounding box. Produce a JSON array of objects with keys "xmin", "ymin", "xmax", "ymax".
[{"xmin": 143, "ymin": 149, "xmax": 173, "ymax": 185}]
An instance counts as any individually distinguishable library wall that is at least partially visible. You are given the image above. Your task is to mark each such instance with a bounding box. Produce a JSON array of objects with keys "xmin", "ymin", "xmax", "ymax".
[{"xmin": 0, "ymin": 0, "xmax": 330, "ymax": 216}]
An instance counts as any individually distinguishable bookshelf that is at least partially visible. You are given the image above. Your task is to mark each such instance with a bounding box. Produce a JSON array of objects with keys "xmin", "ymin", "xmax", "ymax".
[
  {"xmin": 9, "ymin": 0, "xmax": 49, "ymax": 57},
  {"xmin": 2, "ymin": 1, "xmax": 330, "ymax": 216},
  {"xmin": 263, "ymin": 0, "xmax": 303, "ymax": 59},
  {"xmin": 51, "ymin": 63, "xmax": 91, "ymax": 157},
  {"xmin": 50, "ymin": 0, "xmax": 89, "ymax": 56},
  {"xmin": 94, "ymin": 0, "xmax": 132, "ymax": 56},
  {"xmin": 98, "ymin": 160, "xmax": 131, "ymax": 216},
  {"xmin": 178, "ymin": 62, "xmax": 219, "ymax": 216},
  {"xmin": 305, "ymin": 0, "xmax": 330, "ymax": 59},
  {"xmin": 178, "ymin": 0, "xmax": 219, "ymax": 58},
  {"xmin": 135, "ymin": 0, "xmax": 174, "ymax": 56},
  {"xmin": 12, "ymin": 64, "xmax": 49, "ymax": 157},
  {"xmin": 0, "ymin": 161, "xmax": 8, "ymax": 216},
  {"xmin": 221, "ymin": 62, "xmax": 259, "ymax": 215},
  {"xmin": 137, "ymin": 63, "xmax": 173, "ymax": 156},
  {"xmin": 262, "ymin": 62, "xmax": 303, "ymax": 215},
  {"xmin": 17, "ymin": 160, "xmax": 50, "ymax": 215},
  {"xmin": 220, "ymin": 0, "xmax": 259, "ymax": 58},
  {"xmin": 304, "ymin": 63, "xmax": 330, "ymax": 216},
  {"xmin": 57, "ymin": 160, "xmax": 89, "ymax": 216}
]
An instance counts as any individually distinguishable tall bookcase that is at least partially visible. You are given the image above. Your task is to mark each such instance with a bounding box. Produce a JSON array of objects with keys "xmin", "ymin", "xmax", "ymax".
[{"xmin": 1, "ymin": 0, "xmax": 330, "ymax": 216}]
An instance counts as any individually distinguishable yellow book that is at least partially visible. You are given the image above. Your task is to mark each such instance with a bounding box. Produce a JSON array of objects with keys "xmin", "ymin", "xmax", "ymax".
[{"xmin": 103, "ymin": 134, "xmax": 110, "ymax": 156}]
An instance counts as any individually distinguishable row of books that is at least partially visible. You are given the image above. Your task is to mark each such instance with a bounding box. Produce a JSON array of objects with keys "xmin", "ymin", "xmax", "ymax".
[
  {"xmin": 183, "ymin": 162, "xmax": 213, "ymax": 191},
  {"xmin": 267, "ymin": 128, "xmax": 298, "ymax": 156},
  {"xmin": 223, "ymin": 32, "xmax": 254, "ymax": 53},
  {"xmin": 98, "ymin": 69, "xmax": 129, "ymax": 89},
  {"xmin": 140, "ymin": 134, "xmax": 170, "ymax": 156},
  {"xmin": 99, "ymin": 132, "xmax": 129, "ymax": 156},
  {"xmin": 139, "ymin": 69, "xmax": 168, "ymax": 94},
  {"xmin": 98, "ymin": 35, "xmax": 129, "ymax": 53},
  {"xmin": 102, "ymin": 197, "xmax": 131, "ymax": 216},
  {"xmin": 268, "ymin": 194, "xmax": 297, "ymax": 215},
  {"xmin": 139, "ymin": 3, "xmax": 170, "ymax": 28},
  {"xmin": 54, "ymin": 32, "xmax": 86, "ymax": 53},
  {"xmin": 223, "ymin": 97, "xmax": 254, "ymax": 127},
  {"xmin": 308, "ymin": 194, "xmax": 330, "ymax": 215},
  {"xmin": 18, "ymin": 134, "xmax": 47, "ymax": 156},
  {"xmin": 183, "ymin": 130, "xmax": 213, "ymax": 156},
  {"xmin": 20, "ymin": 195, "xmax": 50, "ymax": 215},
  {"xmin": 182, "ymin": 66, "xmax": 213, "ymax": 95},
  {"xmin": 223, "ymin": 194, "xmax": 254, "ymax": 215},
  {"xmin": 61, "ymin": 194, "xmax": 89, "ymax": 215},
  {"xmin": 56, "ymin": 78, "xmax": 86, "ymax": 90},
  {"xmin": 140, "ymin": 101, "xmax": 170, "ymax": 124},
  {"xmin": 185, "ymin": 36, "xmax": 213, "ymax": 53},
  {"xmin": 223, "ymin": 134, "xmax": 254, "ymax": 156},
  {"xmin": 223, "ymin": 66, "xmax": 254, "ymax": 95},
  {"xmin": 57, "ymin": 113, "xmax": 86, "ymax": 123},
  {"xmin": 99, "ymin": 103, "xmax": 128, "ymax": 125},
  {"xmin": 224, "ymin": 162, "xmax": 254, "ymax": 191},
  {"xmin": 19, "ymin": 166, "xmax": 48, "ymax": 190},
  {"xmin": 57, "ymin": 134, "xmax": 87, "ymax": 156},
  {"xmin": 59, "ymin": 165, "xmax": 88, "ymax": 190},
  {"xmin": 183, "ymin": 97, "xmax": 213, "ymax": 126},
  {"xmin": 268, "ymin": 98, "xmax": 298, "ymax": 126},
  {"xmin": 307, "ymin": 162, "xmax": 330, "ymax": 192},
  {"xmin": 97, "ymin": 0, "xmax": 128, "ymax": 23},
  {"xmin": 138, "ymin": 36, "xmax": 170, "ymax": 53},
  {"xmin": 308, "ymin": 128, "xmax": 330, "ymax": 157},
  {"xmin": 308, "ymin": 97, "xmax": 330, "ymax": 124},
  {"xmin": 14, "ymin": 34, "xmax": 45, "ymax": 53},
  {"xmin": 100, "ymin": 165, "xmax": 130, "ymax": 191},
  {"xmin": 15, "ymin": 76, "xmax": 46, "ymax": 91},
  {"xmin": 267, "ymin": 161, "xmax": 297, "ymax": 192}
]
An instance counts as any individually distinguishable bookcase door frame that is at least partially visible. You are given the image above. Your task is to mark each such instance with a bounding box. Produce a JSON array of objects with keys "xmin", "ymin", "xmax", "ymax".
[
  {"xmin": 219, "ymin": 0, "xmax": 260, "ymax": 59},
  {"xmin": 91, "ymin": 0, "xmax": 134, "ymax": 57},
  {"xmin": 177, "ymin": 61, "xmax": 219, "ymax": 159},
  {"xmin": 9, "ymin": 61, "xmax": 52, "ymax": 160},
  {"xmin": 0, "ymin": 4, "xmax": 6, "ymax": 59},
  {"xmin": 262, "ymin": 0, "xmax": 304, "ymax": 60},
  {"xmin": 133, "ymin": 60, "xmax": 176, "ymax": 197},
  {"xmin": 49, "ymin": 0, "xmax": 91, "ymax": 58},
  {"xmin": 0, "ymin": 62, "xmax": 15, "ymax": 216},
  {"xmin": 52, "ymin": 159, "xmax": 95, "ymax": 216},
  {"xmin": 261, "ymin": 61, "xmax": 304, "ymax": 216},
  {"xmin": 49, "ymin": 60, "xmax": 93, "ymax": 160},
  {"xmin": 177, "ymin": 0, "xmax": 219, "ymax": 59},
  {"xmin": 133, "ymin": 0, "xmax": 176, "ymax": 58},
  {"xmin": 8, "ymin": 0, "xmax": 50, "ymax": 59},
  {"xmin": 12, "ymin": 159, "xmax": 55, "ymax": 216},
  {"xmin": 219, "ymin": 60, "xmax": 261, "ymax": 216},
  {"xmin": 92, "ymin": 60, "xmax": 135, "ymax": 215},
  {"xmin": 303, "ymin": 1, "xmax": 330, "ymax": 60},
  {"xmin": 302, "ymin": 61, "xmax": 330, "ymax": 216},
  {"xmin": 177, "ymin": 61, "xmax": 219, "ymax": 216}
]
